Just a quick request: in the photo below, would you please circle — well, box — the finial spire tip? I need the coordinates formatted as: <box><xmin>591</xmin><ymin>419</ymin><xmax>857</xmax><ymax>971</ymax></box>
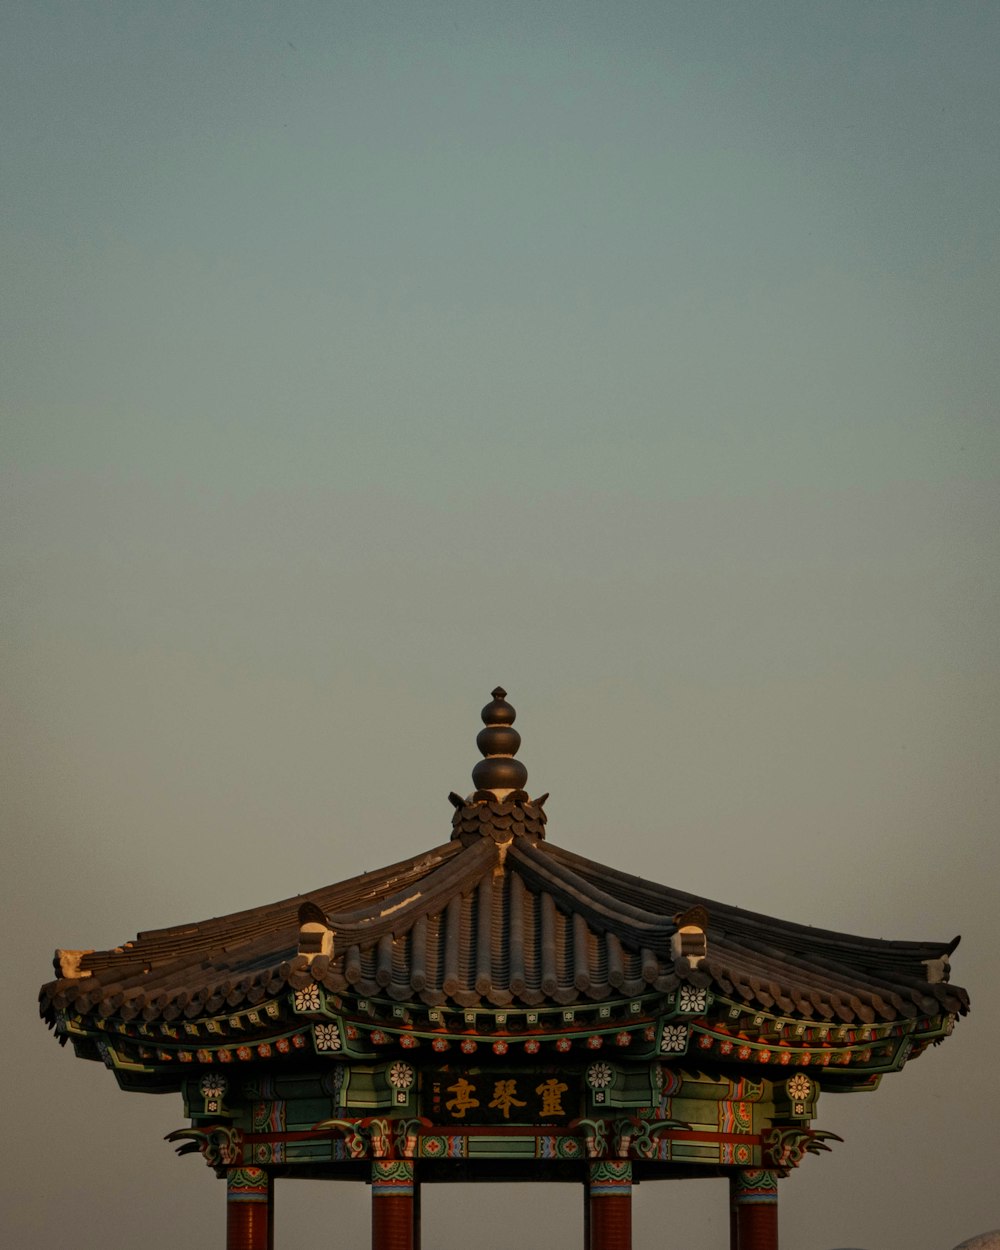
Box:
<box><xmin>471</xmin><ymin>687</ymin><xmax>527</xmax><ymax>795</ymax></box>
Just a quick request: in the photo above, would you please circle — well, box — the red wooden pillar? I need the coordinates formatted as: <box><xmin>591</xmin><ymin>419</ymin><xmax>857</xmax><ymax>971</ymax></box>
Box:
<box><xmin>729</xmin><ymin>1169</ymin><xmax>779</xmax><ymax>1250</ymax></box>
<box><xmin>588</xmin><ymin>1160</ymin><xmax>632</xmax><ymax>1250</ymax></box>
<box><xmin>372</xmin><ymin>1159</ymin><xmax>416</xmax><ymax>1250</ymax></box>
<box><xmin>226</xmin><ymin>1167</ymin><xmax>272</xmax><ymax>1250</ymax></box>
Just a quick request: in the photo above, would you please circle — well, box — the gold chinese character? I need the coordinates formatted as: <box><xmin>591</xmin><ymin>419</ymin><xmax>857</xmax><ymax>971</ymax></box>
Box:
<box><xmin>445</xmin><ymin>1077</ymin><xmax>480</xmax><ymax>1119</ymax></box>
<box><xmin>535</xmin><ymin>1077</ymin><xmax>568</xmax><ymax>1116</ymax></box>
<box><xmin>489</xmin><ymin>1079</ymin><xmax>527</xmax><ymax>1119</ymax></box>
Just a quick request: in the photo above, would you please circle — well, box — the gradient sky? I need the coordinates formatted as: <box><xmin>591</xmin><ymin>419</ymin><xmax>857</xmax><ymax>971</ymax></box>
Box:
<box><xmin>3</xmin><ymin>3</ymin><xmax>998</xmax><ymax>1247</ymax></box>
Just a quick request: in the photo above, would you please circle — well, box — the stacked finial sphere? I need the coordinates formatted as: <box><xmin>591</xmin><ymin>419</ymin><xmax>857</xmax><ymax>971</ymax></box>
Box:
<box><xmin>471</xmin><ymin>686</ymin><xmax>529</xmax><ymax>793</ymax></box>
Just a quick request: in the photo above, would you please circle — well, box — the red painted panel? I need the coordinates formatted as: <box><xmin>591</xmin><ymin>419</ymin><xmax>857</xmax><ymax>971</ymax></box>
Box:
<box><xmin>734</xmin><ymin>1201</ymin><xmax>778</xmax><ymax>1250</ymax></box>
<box><xmin>372</xmin><ymin>1194</ymin><xmax>415</xmax><ymax>1250</ymax></box>
<box><xmin>589</xmin><ymin>1194</ymin><xmax>631</xmax><ymax>1250</ymax></box>
<box><xmin>226</xmin><ymin>1201</ymin><xmax>270</xmax><ymax>1250</ymax></box>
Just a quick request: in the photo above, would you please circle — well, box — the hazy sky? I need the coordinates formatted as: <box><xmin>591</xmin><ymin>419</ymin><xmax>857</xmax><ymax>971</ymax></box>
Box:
<box><xmin>3</xmin><ymin>3</ymin><xmax>998</xmax><ymax>1248</ymax></box>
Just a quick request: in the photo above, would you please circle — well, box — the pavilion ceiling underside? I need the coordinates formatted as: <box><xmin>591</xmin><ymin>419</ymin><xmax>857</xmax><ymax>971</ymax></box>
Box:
<box><xmin>40</xmin><ymin>832</ymin><xmax>967</xmax><ymax>1030</ymax></box>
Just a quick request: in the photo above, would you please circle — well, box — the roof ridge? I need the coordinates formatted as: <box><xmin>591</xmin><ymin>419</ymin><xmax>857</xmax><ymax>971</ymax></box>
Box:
<box><xmin>508</xmin><ymin>839</ymin><xmax>673</xmax><ymax>954</ymax></box>
<box><xmin>328</xmin><ymin>837</ymin><xmax>499</xmax><ymax>944</ymax></box>
<box><xmin>547</xmin><ymin>843</ymin><xmax>959</xmax><ymax>959</ymax></box>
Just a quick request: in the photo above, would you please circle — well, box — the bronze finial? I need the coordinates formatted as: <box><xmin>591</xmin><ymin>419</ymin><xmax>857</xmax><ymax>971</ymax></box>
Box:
<box><xmin>471</xmin><ymin>686</ymin><xmax>528</xmax><ymax>795</ymax></box>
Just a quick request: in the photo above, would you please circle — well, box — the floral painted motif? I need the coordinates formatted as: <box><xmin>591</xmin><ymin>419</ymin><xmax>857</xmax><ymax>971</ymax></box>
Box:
<box><xmin>787</xmin><ymin>1075</ymin><xmax>812</xmax><ymax>1100</ymax></box>
<box><xmin>400</xmin><ymin>1034</ymin><xmax>418</xmax><ymax>1049</ymax></box>
<box><xmin>586</xmin><ymin>1061</ymin><xmax>613</xmax><ymax>1089</ymax></box>
<box><xmin>555</xmin><ymin>1038</ymin><xmax>572</xmax><ymax>1053</ymax></box>
<box><xmin>492</xmin><ymin>1040</ymin><xmax>509</xmax><ymax>1055</ymax></box>
<box><xmin>660</xmin><ymin>1024</ymin><xmax>688</xmax><ymax>1054</ymax></box>
<box><xmin>236</xmin><ymin>1046</ymin><xmax>252</xmax><ymax>1061</ymax></box>
<box><xmin>432</xmin><ymin>1037</ymin><xmax>449</xmax><ymax>1052</ymax></box>
<box><xmin>586</xmin><ymin>1035</ymin><xmax>603</xmax><ymax>1049</ymax></box>
<box><xmin>314</xmin><ymin>1023</ymin><xmax>342</xmax><ymax>1052</ymax></box>
<box><xmin>388</xmin><ymin>1061</ymin><xmax>415</xmax><ymax>1090</ymax></box>
<box><xmin>614</xmin><ymin>1031</ymin><xmax>632</xmax><ymax>1047</ymax></box>
<box><xmin>294</xmin><ymin>985</ymin><xmax>322</xmax><ymax>1012</ymax></box>
<box><xmin>200</xmin><ymin>1073</ymin><xmax>227</xmax><ymax>1100</ymax></box>
<box><xmin>678</xmin><ymin>986</ymin><xmax>708</xmax><ymax>1013</ymax></box>
<box><xmin>523</xmin><ymin>1039</ymin><xmax>540</xmax><ymax>1055</ymax></box>
<box><xmin>460</xmin><ymin>1039</ymin><xmax>477</xmax><ymax>1054</ymax></box>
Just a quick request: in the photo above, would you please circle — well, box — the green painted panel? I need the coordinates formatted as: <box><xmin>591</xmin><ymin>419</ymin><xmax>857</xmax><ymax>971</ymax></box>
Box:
<box><xmin>284</xmin><ymin>1140</ymin><xmax>335</xmax><ymax>1163</ymax></box>
<box><xmin>467</xmin><ymin>1137</ymin><xmax>536</xmax><ymax>1157</ymax></box>
<box><xmin>671</xmin><ymin>1142</ymin><xmax>720</xmax><ymax>1162</ymax></box>
<box><xmin>284</xmin><ymin>1098</ymin><xmax>336</xmax><ymax>1129</ymax></box>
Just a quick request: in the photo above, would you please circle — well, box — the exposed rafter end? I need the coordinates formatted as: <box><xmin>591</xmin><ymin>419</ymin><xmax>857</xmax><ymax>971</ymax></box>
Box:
<box><xmin>297</xmin><ymin>901</ymin><xmax>334</xmax><ymax>963</ymax></box>
<box><xmin>671</xmin><ymin>906</ymin><xmax>709</xmax><ymax>970</ymax></box>
<box><xmin>55</xmin><ymin>948</ymin><xmax>94</xmax><ymax>979</ymax></box>
<box><xmin>922</xmin><ymin>953</ymin><xmax>951</xmax><ymax>984</ymax></box>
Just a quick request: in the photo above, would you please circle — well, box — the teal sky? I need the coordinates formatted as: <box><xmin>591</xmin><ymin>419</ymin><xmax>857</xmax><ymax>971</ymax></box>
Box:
<box><xmin>3</xmin><ymin>4</ymin><xmax>998</xmax><ymax>1248</ymax></box>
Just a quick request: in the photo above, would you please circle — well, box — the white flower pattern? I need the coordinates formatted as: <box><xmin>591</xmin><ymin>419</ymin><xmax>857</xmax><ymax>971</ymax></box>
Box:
<box><xmin>677</xmin><ymin>986</ymin><xmax>708</xmax><ymax>1013</ymax></box>
<box><xmin>294</xmin><ymin>985</ymin><xmax>322</xmax><ymax>1012</ymax></box>
<box><xmin>660</xmin><ymin>1024</ymin><xmax>689</xmax><ymax>1053</ymax></box>
<box><xmin>313</xmin><ymin>1023</ymin><xmax>342</xmax><ymax>1052</ymax></box>
<box><xmin>388</xmin><ymin>1061</ymin><xmax>415</xmax><ymax>1090</ymax></box>
<box><xmin>200</xmin><ymin>1073</ymin><xmax>227</xmax><ymax>1099</ymax></box>
<box><xmin>586</xmin><ymin>1061</ymin><xmax>613</xmax><ymax>1089</ymax></box>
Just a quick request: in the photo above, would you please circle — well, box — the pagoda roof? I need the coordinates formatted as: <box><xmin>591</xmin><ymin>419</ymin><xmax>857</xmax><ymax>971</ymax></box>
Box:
<box><xmin>39</xmin><ymin>688</ymin><xmax>968</xmax><ymax>1034</ymax></box>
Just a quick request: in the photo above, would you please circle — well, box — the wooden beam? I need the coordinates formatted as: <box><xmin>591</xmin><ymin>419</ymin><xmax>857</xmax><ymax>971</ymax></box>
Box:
<box><xmin>729</xmin><ymin>1170</ymin><xmax>779</xmax><ymax>1250</ymax></box>
<box><xmin>226</xmin><ymin>1168</ymin><xmax>272</xmax><ymax>1250</ymax></box>
<box><xmin>372</xmin><ymin>1160</ymin><xmax>416</xmax><ymax>1250</ymax></box>
<box><xmin>588</xmin><ymin>1160</ymin><xmax>631</xmax><ymax>1250</ymax></box>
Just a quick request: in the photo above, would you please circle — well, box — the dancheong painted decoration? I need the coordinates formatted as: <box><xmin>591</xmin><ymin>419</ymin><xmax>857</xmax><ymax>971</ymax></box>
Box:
<box><xmin>40</xmin><ymin>688</ymin><xmax>968</xmax><ymax>1250</ymax></box>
